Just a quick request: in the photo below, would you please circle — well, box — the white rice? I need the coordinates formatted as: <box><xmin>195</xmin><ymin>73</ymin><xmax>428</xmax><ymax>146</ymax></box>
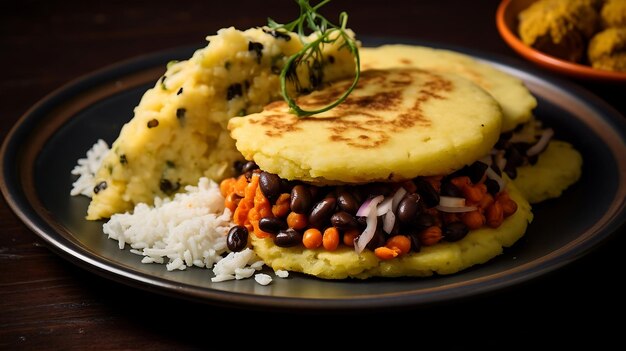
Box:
<box><xmin>71</xmin><ymin>141</ymin><xmax>279</xmax><ymax>285</ymax></box>
<box><xmin>254</xmin><ymin>273</ymin><xmax>273</xmax><ymax>286</ymax></box>
<box><xmin>70</xmin><ymin>139</ymin><xmax>109</xmax><ymax>197</ymax></box>
<box><xmin>275</xmin><ymin>270</ymin><xmax>289</xmax><ymax>278</ymax></box>
<box><xmin>211</xmin><ymin>248</ymin><xmax>264</xmax><ymax>282</ymax></box>
<box><xmin>103</xmin><ymin>178</ymin><xmax>233</xmax><ymax>271</ymax></box>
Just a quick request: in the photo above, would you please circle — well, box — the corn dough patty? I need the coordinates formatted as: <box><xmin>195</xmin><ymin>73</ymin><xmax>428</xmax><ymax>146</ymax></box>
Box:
<box><xmin>514</xmin><ymin>140</ymin><xmax>583</xmax><ymax>204</ymax></box>
<box><xmin>359</xmin><ymin>45</ymin><xmax>537</xmax><ymax>132</ymax></box>
<box><xmin>229</xmin><ymin>68</ymin><xmax>503</xmax><ymax>184</ymax></box>
<box><xmin>251</xmin><ymin>182</ymin><xmax>532</xmax><ymax>279</ymax></box>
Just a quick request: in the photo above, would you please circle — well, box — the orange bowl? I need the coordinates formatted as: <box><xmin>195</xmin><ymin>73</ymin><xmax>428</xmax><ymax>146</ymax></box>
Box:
<box><xmin>496</xmin><ymin>0</ymin><xmax>626</xmax><ymax>83</ymax></box>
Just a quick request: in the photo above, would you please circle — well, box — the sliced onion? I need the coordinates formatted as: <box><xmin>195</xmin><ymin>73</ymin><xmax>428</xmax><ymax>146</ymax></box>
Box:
<box><xmin>383</xmin><ymin>211</ymin><xmax>395</xmax><ymax>234</ymax></box>
<box><xmin>495</xmin><ymin>151</ymin><xmax>507</xmax><ymax>172</ymax></box>
<box><xmin>376</xmin><ymin>196</ymin><xmax>393</xmax><ymax>216</ymax></box>
<box><xmin>439</xmin><ymin>196</ymin><xmax>466</xmax><ymax>207</ymax></box>
<box><xmin>436</xmin><ymin>205</ymin><xmax>478</xmax><ymax>213</ymax></box>
<box><xmin>526</xmin><ymin>128</ymin><xmax>554</xmax><ymax>157</ymax></box>
<box><xmin>485</xmin><ymin>166</ymin><xmax>506</xmax><ymax>192</ymax></box>
<box><xmin>356</xmin><ymin>197</ymin><xmax>374</xmax><ymax>217</ymax></box>
<box><xmin>355</xmin><ymin>195</ymin><xmax>384</xmax><ymax>254</ymax></box>
<box><xmin>391</xmin><ymin>187</ymin><xmax>407</xmax><ymax>212</ymax></box>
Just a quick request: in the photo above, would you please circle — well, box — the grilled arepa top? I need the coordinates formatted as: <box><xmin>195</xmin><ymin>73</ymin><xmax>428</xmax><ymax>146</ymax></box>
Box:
<box><xmin>360</xmin><ymin>45</ymin><xmax>537</xmax><ymax>132</ymax></box>
<box><xmin>228</xmin><ymin>68</ymin><xmax>503</xmax><ymax>184</ymax></box>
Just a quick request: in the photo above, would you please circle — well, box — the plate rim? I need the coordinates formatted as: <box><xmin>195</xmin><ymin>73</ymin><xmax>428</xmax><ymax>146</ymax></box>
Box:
<box><xmin>2</xmin><ymin>38</ymin><xmax>626</xmax><ymax>310</ymax></box>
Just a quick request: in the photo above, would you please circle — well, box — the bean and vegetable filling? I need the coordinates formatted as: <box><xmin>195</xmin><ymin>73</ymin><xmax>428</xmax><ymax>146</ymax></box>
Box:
<box><xmin>220</xmin><ymin>159</ymin><xmax>518</xmax><ymax>260</ymax></box>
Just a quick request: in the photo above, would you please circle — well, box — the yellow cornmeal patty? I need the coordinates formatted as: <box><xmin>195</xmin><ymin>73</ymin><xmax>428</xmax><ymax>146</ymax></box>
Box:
<box><xmin>359</xmin><ymin>45</ymin><xmax>537</xmax><ymax>132</ymax></box>
<box><xmin>229</xmin><ymin>68</ymin><xmax>502</xmax><ymax>184</ymax></box>
<box><xmin>514</xmin><ymin>140</ymin><xmax>583</xmax><ymax>204</ymax></box>
<box><xmin>252</xmin><ymin>182</ymin><xmax>532</xmax><ymax>279</ymax></box>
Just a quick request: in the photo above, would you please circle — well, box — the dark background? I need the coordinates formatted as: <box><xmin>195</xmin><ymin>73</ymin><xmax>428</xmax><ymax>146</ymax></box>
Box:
<box><xmin>1</xmin><ymin>0</ymin><xmax>624</xmax><ymax>348</ymax></box>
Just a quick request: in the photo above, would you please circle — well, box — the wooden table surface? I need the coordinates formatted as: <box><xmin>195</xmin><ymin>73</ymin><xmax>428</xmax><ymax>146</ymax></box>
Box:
<box><xmin>2</xmin><ymin>0</ymin><xmax>625</xmax><ymax>347</ymax></box>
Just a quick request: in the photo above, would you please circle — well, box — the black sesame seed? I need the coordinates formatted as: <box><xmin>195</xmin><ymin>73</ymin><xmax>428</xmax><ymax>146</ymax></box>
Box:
<box><xmin>176</xmin><ymin>108</ymin><xmax>186</xmax><ymax>119</ymax></box>
<box><xmin>226</xmin><ymin>83</ymin><xmax>243</xmax><ymax>100</ymax></box>
<box><xmin>327</xmin><ymin>55</ymin><xmax>335</xmax><ymax>64</ymax></box>
<box><xmin>248</xmin><ymin>41</ymin><xmax>264</xmax><ymax>63</ymax></box>
<box><xmin>94</xmin><ymin>181</ymin><xmax>107</xmax><ymax>194</ymax></box>
<box><xmin>263</xmin><ymin>28</ymin><xmax>291</xmax><ymax>41</ymax></box>
<box><xmin>147</xmin><ymin>119</ymin><xmax>159</xmax><ymax>128</ymax></box>
<box><xmin>176</xmin><ymin>87</ymin><xmax>183</xmax><ymax>95</ymax></box>
<box><xmin>160</xmin><ymin>178</ymin><xmax>180</xmax><ymax>195</ymax></box>
<box><xmin>119</xmin><ymin>154</ymin><xmax>127</xmax><ymax>165</ymax></box>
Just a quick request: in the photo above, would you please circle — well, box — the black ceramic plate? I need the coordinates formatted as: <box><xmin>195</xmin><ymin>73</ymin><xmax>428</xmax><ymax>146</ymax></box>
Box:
<box><xmin>2</xmin><ymin>40</ymin><xmax>626</xmax><ymax>310</ymax></box>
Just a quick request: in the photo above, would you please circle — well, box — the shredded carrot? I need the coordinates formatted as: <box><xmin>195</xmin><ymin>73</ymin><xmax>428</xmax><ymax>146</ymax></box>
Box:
<box><xmin>219</xmin><ymin>177</ymin><xmax>237</xmax><ymax>197</ymax></box>
<box><xmin>272</xmin><ymin>193</ymin><xmax>291</xmax><ymax>218</ymax></box>
<box><xmin>254</xmin><ymin>186</ymin><xmax>273</xmax><ymax>219</ymax></box>
<box><xmin>233</xmin><ymin>175</ymin><xmax>249</xmax><ymax>197</ymax></box>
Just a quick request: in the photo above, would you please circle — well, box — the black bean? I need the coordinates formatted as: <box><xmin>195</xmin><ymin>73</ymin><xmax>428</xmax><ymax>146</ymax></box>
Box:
<box><xmin>415</xmin><ymin>213</ymin><xmax>436</xmax><ymax>229</ymax></box>
<box><xmin>308</xmin><ymin>197</ymin><xmax>336</xmax><ymax>229</ymax></box>
<box><xmin>274</xmin><ymin>229</ymin><xmax>303</xmax><ymax>247</ymax></box>
<box><xmin>259</xmin><ymin>172</ymin><xmax>281</xmax><ymax>203</ymax></box>
<box><xmin>290</xmin><ymin>185</ymin><xmax>312</xmax><ymax>214</ymax></box>
<box><xmin>415</xmin><ymin>178</ymin><xmax>439</xmax><ymax>208</ymax></box>
<box><xmin>233</xmin><ymin>160</ymin><xmax>245</xmax><ymax>174</ymax></box>
<box><xmin>93</xmin><ymin>181</ymin><xmax>107</xmax><ymax>194</ymax></box>
<box><xmin>397</xmin><ymin>193</ymin><xmax>421</xmax><ymax>224</ymax></box>
<box><xmin>485</xmin><ymin>178</ymin><xmax>500</xmax><ymax>195</ymax></box>
<box><xmin>241</xmin><ymin>161</ymin><xmax>258</xmax><ymax>174</ymax></box>
<box><xmin>258</xmin><ymin>217</ymin><xmax>287</xmax><ymax>234</ymax></box>
<box><xmin>442</xmin><ymin>222</ymin><xmax>469</xmax><ymax>242</ymax></box>
<box><xmin>337</xmin><ymin>190</ymin><xmax>359</xmax><ymax>215</ymax></box>
<box><xmin>331</xmin><ymin>211</ymin><xmax>359</xmax><ymax>230</ymax></box>
<box><xmin>468</xmin><ymin>161</ymin><xmax>488</xmax><ymax>184</ymax></box>
<box><xmin>440</xmin><ymin>182</ymin><xmax>463</xmax><ymax>197</ymax></box>
<box><xmin>227</xmin><ymin>226</ymin><xmax>248</xmax><ymax>252</ymax></box>
<box><xmin>506</xmin><ymin>145</ymin><xmax>525</xmax><ymax>168</ymax></box>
